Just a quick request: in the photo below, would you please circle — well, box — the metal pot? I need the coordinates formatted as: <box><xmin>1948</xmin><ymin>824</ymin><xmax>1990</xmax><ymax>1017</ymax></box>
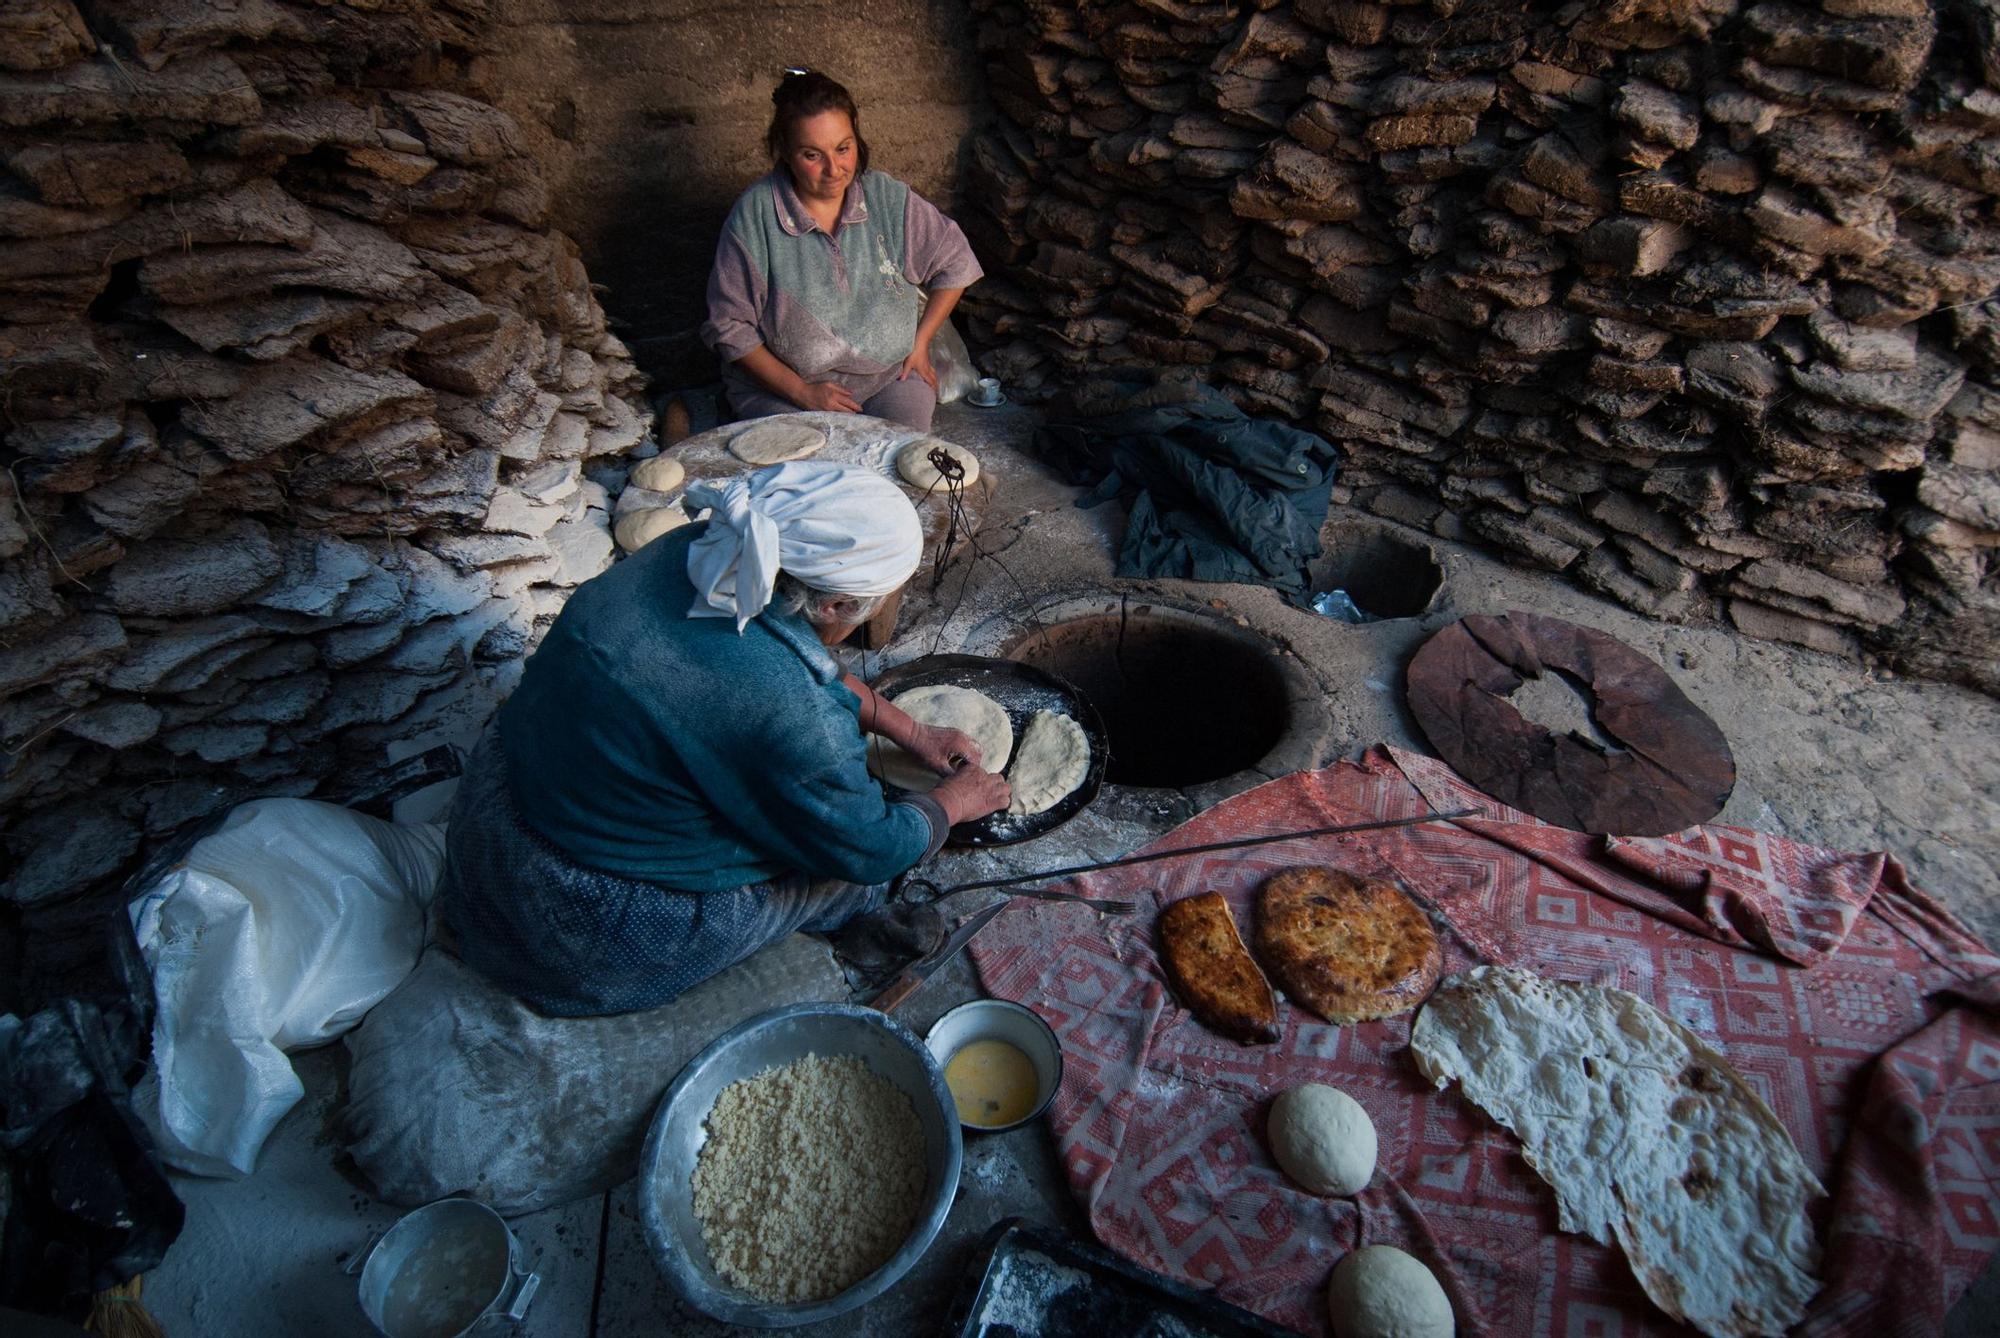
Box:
<box><xmin>352</xmin><ymin>1197</ymin><xmax>539</xmax><ymax>1337</ymax></box>
<box><xmin>637</xmin><ymin>1002</ymin><xmax>963</xmax><ymax>1327</ymax></box>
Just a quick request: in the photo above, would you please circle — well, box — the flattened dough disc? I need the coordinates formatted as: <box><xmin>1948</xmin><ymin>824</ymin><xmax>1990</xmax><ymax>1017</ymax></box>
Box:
<box><xmin>868</xmin><ymin>684</ymin><xmax>1012</xmax><ymax>794</ymax></box>
<box><xmin>1005</xmin><ymin>709</ymin><xmax>1088</xmax><ymax>815</ymax></box>
<box><xmin>897</xmin><ymin>438</ymin><xmax>981</xmax><ymax>490</ymax></box>
<box><xmin>729</xmin><ymin>419</ymin><xmax>827</xmax><ymax>465</ymax></box>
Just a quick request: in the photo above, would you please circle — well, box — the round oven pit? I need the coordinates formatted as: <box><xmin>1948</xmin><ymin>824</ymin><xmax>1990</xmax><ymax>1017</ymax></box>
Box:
<box><xmin>1309</xmin><ymin>520</ymin><xmax>1444</xmax><ymax>621</ymax></box>
<box><xmin>1001</xmin><ymin>605</ymin><xmax>1315</xmax><ymax>792</ymax></box>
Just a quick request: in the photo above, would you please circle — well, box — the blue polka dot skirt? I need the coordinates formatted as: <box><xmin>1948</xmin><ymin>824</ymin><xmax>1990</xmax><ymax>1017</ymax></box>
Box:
<box><xmin>438</xmin><ymin>728</ymin><xmax>884</xmax><ymax>1017</ymax></box>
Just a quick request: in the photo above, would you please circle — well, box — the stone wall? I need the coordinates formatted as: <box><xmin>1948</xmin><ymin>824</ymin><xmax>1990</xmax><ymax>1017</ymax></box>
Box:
<box><xmin>477</xmin><ymin>0</ymin><xmax>988</xmax><ymax>382</ymax></box>
<box><xmin>1</xmin><ymin>1</ymin><xmax>650</xmax><ymax>906</ymax></box>
<box><xmin>956</xmin><ymin>0</ymin><xmax>2000</xmax><ymax>693</ymax></box>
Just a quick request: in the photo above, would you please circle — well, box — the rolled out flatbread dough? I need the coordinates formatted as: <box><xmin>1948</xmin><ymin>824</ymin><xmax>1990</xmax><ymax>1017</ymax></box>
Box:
<box><xmin>729</xmin><ymin>420</ymin><xmax>826</xmax><ymax>465</ymax></box>
<box><xmin>630</xmin><ymin>454</ymin><xmax>685</xmax><ymax>493</ymax></box>
<box><xmin>614</xmin><ymin>506</ymin><xmax>689</xmax><ymax>553</ymax></box>
<box><xmin>897</xmin><ymin>438</ymin><xmax>980</xmax><ymax>490</ymax></box>
<box><xmin>1004</xmin><ymin>709</ymin><xmax>1089</xmax><ymax>816</ymax></box>
<box><xmin>868</xmin><ymin>685</ymin><xmax>1013</xmax><ymax>794</ymax></box>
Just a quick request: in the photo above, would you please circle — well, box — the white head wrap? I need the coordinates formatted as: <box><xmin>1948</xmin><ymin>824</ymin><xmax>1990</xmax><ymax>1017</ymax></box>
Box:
<box><xmin>685</xmin><ymin>460</ymin><xmax>923</xmax><ymax>631</ymax></box>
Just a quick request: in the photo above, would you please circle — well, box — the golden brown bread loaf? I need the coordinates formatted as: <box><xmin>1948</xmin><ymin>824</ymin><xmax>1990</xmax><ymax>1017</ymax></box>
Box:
<box><xmin>1253</xmin><ymin>866</ymin><xmax>1442</xmax><ymax>1024</ymax></box>
<box><xmin>1157</xmin><ymin>891</ymin><xmax>1281</xmax><ymax>1045</ymax></box>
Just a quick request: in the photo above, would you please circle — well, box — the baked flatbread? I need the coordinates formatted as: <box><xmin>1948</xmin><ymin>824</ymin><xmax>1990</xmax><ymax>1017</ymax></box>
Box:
<box><xmin>867</xmin><ymin>685</ymin><xmax>1012</xmax><ymax>795</ymax></box>
<box><xmin>1411</xmin><ymin>966</ymin><xmax>1823</xmax><ymax>1337</ymax></box>
<box><xmin>1004</xmin><ymin>709</ymin><xmax>1088</xmax><ymax>816</ymax></box>
<box><xmin>897</xmin><ymin>438</ymin><xmax>980</xmax><ymax>490</ymax></box>
<box><xmin>1252</xmin><ymin>867</ymin><xmax>1441</xmax><ymax>1024</ymax></box>
<box><xmin>1158</xmin><ymin>892</ymin><xmax>1281</xmax><ymax>1045</ymax></box>
<box><xmin>729</xmin><ymin>419</ymin><xmax>826</xmax><ymax>465</ymax></box>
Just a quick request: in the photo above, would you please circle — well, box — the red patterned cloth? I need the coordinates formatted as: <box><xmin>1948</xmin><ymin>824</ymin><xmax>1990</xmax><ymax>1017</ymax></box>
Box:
<box><xmin>968</xmin><ymin>748</ymin><xmax>2000</xmax><ymax>1336</ymax></box>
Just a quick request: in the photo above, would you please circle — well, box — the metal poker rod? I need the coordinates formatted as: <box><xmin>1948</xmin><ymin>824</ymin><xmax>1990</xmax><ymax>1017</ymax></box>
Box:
<box><xmin>921</xmin><ymin>808</ymin><xmax>1480</xmax><ymax>899</ymax></box>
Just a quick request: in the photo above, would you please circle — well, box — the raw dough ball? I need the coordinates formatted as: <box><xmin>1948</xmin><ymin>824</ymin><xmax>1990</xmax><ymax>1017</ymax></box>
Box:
<box><xmin>1269</xmin><ymin>1083</ymin><xmax>1376</xmax><ymax>1196</ymax></box>
<box><xmin>631</xmin><ymin>454</ymin><xmax>685</xmax><ymax>493</ymax></box>
<box><xmin>729</xmin><ymin>419</ymin><xmax>826</xmax><ymax>465</ymax></box>
<box><xmin>1327</xmin><ymin>1245</ymin><xmax>1453</xmax><ymax>1338</ymax></box>
<box><xmin>897</xmin><ymin>438</ymin><xmax>980</xmax><ymax>490</ymax></box>
<box><xmin>614</xmin><ymin>506</ymin><xmax>689</xmax><ymax>553</ymax></box>
<box><xmin>1005</xmin><ymin>709</ymin><xmax>1089</xmax><ymax>815</ymax></box>
<box><xmin>867</xmin><ymin>685</ymin><xmax>1013</xmax><ymax>794</ymax></box>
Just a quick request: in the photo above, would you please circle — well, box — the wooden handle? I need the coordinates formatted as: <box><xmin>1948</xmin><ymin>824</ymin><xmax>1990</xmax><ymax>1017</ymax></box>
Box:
<box><xmin>872</xmin><ymin>972</ymin><xmax>922</xmax><ymax>1014</ymax></box>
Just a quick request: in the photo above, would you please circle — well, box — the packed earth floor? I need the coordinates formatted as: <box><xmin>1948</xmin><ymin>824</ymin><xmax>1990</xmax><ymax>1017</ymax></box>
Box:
<box><xmin>142</xmin><ymin>400</ymin><xmax>2000</xmax><ymax>1335</ymax></box>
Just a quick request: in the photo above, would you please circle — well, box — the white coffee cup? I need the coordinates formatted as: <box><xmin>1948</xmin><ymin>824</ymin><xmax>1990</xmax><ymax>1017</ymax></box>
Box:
<box><xmin>971</xmin><ymin>376</ymin><xmax>1002</xmax><ymax>406</ymax></box>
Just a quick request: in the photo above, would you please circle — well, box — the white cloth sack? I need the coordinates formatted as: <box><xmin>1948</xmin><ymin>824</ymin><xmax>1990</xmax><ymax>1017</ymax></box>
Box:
<box><xmin>341</xmin><ymin>934</ymin><xmax>848</xmax><ymax>1214</ymax></box>
<box><xmin>128</xmin><ymin>798</ymin><xmax>444</xmax><ymax>1177</ymax></box>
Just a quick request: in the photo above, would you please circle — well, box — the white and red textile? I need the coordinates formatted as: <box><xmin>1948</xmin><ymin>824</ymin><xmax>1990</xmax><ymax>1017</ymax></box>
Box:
<box><xmin>968</xmin><ymin>747</ymin><xmax>2000</xmax><ymax>1336</ymax></box>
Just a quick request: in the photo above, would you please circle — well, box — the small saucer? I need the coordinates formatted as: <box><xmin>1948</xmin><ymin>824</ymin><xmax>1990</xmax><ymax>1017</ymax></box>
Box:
<box><xmin>965</xmin><ymin>391</ymin><xmax>1007</xmax><ymax>409</ymax></box>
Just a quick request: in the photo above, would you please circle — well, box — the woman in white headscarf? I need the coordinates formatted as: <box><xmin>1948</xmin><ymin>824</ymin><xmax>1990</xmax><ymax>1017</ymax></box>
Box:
<box><xmin>436</xmin><ymin>462</ymin><xmax>1011</xmax><ymax>1016</ymax></box>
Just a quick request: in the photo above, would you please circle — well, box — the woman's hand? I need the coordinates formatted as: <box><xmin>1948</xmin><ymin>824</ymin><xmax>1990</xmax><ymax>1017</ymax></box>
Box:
<box><xmin>796</xmin><ymin>379</ymin><xmax>863</xmax><ymax>414</ymax></box>
<box><xmin>902</xmin><ymin>287</ymin><xmax>966</xmax><ymax>396</ymax></box>
<box><xmin>732</xmin><ymin>347</ymin><xmax>861</xmax><ymax>414</ymax></box>
<box><xmin>897</xmin><ymin>345</ymin><xmax>938</xmax><ymax>391</ymax></box>
<box><xmin>931</xmin><ymin>761</ymin><xmax>1011</xmax><ymax>825</ymax></box>
<box><xmin>903</xmin><ymin>722</ymin><xmax>981</xmax><ymax>777</ymax></box>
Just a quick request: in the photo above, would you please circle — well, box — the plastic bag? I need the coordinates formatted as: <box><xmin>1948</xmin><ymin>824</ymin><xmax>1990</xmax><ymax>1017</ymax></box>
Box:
<box><xmin>126</xmin><ymin>799</ymin><xmax>444</xmax><ymax>1178</ymax></box>
<box><xmin>1310</xmin><ymin>588</ymin><xmax>1382</xmax><ymax>624</ymax></box>
<box><xmin>0</xmin><ymin>1002</ymin><xmax>185</xmax><ymax>1314</ymax></box>
<box><xmin>919</xmin><ymin>291</ymin><xmax>979</xmax><ymax>405</ymax></box>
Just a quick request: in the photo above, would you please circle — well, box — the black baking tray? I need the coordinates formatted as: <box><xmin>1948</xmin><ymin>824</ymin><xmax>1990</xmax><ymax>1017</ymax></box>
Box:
<box><xmin>869</xmin><ymin>653</ymin><xmax>1108</xmax><ymax>848</ymax></box>
<box><xmin>943</xmin><ymin>1218</ymin><xmax>1300</xmax><ymax>1337</ymax></box>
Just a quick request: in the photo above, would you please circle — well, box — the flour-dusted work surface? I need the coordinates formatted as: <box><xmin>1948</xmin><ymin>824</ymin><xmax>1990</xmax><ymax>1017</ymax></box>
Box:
<box><xmin>637</xmin><ymin>410</ymin><xmax>996</xmax><ymax>570</ymax></box>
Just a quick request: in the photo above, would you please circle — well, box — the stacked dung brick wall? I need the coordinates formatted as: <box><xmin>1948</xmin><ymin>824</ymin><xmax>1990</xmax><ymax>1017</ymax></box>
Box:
<box><xmin>956</xmin><ymin>0</ymin><xmax>2000</xmax><ymax>693</ymax></box>
<box><xmin>1</xmin><ymin>1</ymin><xmax>650</xmax><ymax>906</ymax></box>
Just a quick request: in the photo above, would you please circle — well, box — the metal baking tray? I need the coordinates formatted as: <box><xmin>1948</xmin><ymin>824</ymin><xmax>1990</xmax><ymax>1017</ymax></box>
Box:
<box><xmin>869</xmin><ymin>653</ymin><xmax>1108</xmax><ymax>848</ymax></box>
<box><xmin>943</xmin><ymin>1218</ymin><xmax>1298</xmax><ymax>1337</ymax></box>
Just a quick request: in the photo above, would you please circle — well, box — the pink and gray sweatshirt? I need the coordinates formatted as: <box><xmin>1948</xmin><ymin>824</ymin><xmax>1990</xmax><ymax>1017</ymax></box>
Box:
<box><xmin>700</xmin><ymin>169</ymin><xmax>983</xmax><ymax>405</ymax></box>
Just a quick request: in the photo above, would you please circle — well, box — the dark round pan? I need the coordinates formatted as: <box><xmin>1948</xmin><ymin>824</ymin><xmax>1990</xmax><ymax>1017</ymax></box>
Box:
<box><xmin>868</xmin><ymin>653</ymin><xmax>1109</xmax><ymax>847</ymax></box>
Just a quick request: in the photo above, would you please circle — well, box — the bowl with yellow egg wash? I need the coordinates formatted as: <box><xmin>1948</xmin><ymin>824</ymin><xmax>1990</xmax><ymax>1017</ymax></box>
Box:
<box><xmin>926</xmin><ymin>999</ymin><xmax>1063</xmax><ymax>1133</ymax></box>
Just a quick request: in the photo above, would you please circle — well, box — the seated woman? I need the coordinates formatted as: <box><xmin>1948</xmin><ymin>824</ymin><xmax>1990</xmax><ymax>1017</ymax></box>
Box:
<box><xmin>701</xmin><ymin>69</ymin><xmax>982</xmax><ymax>431</ymax></box>
<box><xmin>437</xmin><ymin>462</ymin><xmax>1011</xmax><ymax>1016</ymax></box>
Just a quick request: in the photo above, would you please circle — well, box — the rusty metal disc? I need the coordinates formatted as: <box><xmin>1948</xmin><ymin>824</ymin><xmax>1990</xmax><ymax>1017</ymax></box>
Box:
<box><xmin>1406</xmin><ymin>611</ymin><xmax>1734</xmax><ymax>836</ymax></box>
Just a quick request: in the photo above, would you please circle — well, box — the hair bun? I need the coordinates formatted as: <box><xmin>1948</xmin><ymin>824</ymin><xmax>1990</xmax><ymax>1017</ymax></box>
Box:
<box><xmin>774</xmin><ymin>68</ymin><xmax>809</xmax><ymax>102</ymax></box>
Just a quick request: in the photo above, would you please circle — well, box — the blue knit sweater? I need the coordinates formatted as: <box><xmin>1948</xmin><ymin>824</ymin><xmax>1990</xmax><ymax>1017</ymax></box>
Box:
<box><xmin>497</xmin><ymin>524</ymin><xmax>932</xmax><ymax>891</ymax></box>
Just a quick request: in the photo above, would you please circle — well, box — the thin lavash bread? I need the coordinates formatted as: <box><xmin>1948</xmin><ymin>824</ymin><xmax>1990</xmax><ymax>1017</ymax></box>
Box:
<box><xmin>1409</xmin><ymin>965</ymin><xmax>1823</xmax><ymax>1338</ymax></box>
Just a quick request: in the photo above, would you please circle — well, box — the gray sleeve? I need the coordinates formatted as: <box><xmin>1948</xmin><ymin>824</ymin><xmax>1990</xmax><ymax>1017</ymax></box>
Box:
<box><xmin>897</xmin><ymin>795</ymin><xmax>952</xmax><ymax>859</ymax></box>
<box><xmin>903</xmin><ymin>188</ymin><xmax>984</xmax><ymax>290</ymax></box>
<box><xmin>701</xmin><ymin>226</ymin><xmax>767</xmax><ymax>363</ymax></box>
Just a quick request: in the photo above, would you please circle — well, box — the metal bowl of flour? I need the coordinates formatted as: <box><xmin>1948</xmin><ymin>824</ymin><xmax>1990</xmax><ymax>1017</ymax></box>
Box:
<box><xmin>637</xmin><ymin>1003</ymin><xmax>963</xmax><ymax>1327</ymax></box>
